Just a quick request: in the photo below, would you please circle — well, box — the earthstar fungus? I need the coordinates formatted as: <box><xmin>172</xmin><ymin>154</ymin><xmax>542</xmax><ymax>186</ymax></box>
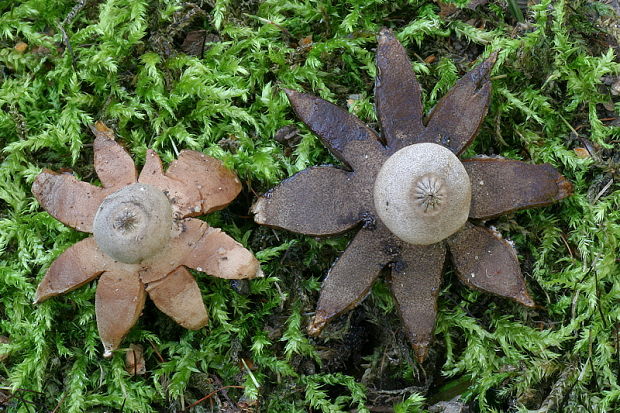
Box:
<box><xmin>253</xmin><ymin>29</ymin><xmax>572</xmax><ymax>362</ymax></box>
<box><xmin>33</xmin><ymin>122</ymin><xmax>261</xmax><ymax>357</ymax></box>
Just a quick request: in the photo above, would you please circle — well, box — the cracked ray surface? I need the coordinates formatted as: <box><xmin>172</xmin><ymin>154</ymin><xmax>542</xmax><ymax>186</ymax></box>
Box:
<box><xmin>33</xmin><ymin>122</ymin><xmax>261</xmax><ymax>357</ymax></box>
<box><xmin>253</xmin><ymin>29</ymin><xmax>572</xmax><ymax>362</ymax></box>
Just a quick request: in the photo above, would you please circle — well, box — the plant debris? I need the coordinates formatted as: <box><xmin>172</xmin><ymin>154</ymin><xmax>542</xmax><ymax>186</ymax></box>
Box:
<box><xmin>125</xmin><ymin>344</ymin><xmax>146</xmax><ymax>376</ymax></box>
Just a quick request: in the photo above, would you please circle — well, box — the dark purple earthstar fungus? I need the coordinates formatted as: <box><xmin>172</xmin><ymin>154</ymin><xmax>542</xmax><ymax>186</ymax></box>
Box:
<box><xmin>33</xmin><ymin>121</ymin><xmax>262</xmax><ymax>357</ymax></box>
<box><xmin>252</xmin><ymin>29</ymin><xmax>572</xmax><ymax>362</ymax></box>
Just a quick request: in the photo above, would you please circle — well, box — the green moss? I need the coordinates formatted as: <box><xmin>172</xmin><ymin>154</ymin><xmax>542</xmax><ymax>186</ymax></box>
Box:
<box><xmin>0</xmin><ymin>0</ymin><xmax>618</xmax><ymax>411</ymax></box>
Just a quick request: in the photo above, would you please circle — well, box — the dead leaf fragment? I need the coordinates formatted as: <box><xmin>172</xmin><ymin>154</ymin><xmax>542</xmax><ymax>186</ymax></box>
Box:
<box><xmin>612</xmin><ymin>78</ymin><xmax>620</xmax><ymax>96</ymax></box>
<box><xmin>14</xmin><ymin>41</ymin><xmax>27</xmax><ymax>53</ymax></box>
<box><xmin>0</xmin><ymin>336</ymin><xmax>10</xmax><ymax>361</ymax></box>
<box><xmin>125</xmin><ymin>344</ymin><xmax>146</xmax><ymax>375</ymax></box>
<box><xmin>181</xmin><ymin>30</ymin><xmax>206</xmax><ymax>56</ymax></box>
<box><xmin>467</xmin><ymin>0</ymin><xmax>490</xmax><ymax>9</ymax></box>
<box><xmin>297</xmin><ymin>35</ymin><xmax>313</xmax><ymax>51</ymax></box>
<box><xmin>574</xmin><ymin>147</ymin><xmax>591</xmax><ymax>159</ymax></box>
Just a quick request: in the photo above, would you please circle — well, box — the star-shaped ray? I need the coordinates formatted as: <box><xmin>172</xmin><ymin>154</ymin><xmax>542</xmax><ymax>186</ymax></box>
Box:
<box><xmin>91</xmin><ymin>122</ymin><xmax>137</xmax><ymax>189</ymax></box>
<box><xmin>419</xmin><ymin>53</ymin><xmax>497</xmax><ymax>154</ymax></box>
<box><xmin>139</xmin><ymin>150</ymin><xmax>242</xmax><ymax>218</ymax></box>
<box><xmin>390</xmin><ymin>242</ymin><xmax>446</xmax><ymax>362</ymax></box>
<box><xmin>375</xmin><ymin>28</ymin><xmax>425</xmax><ymax>149</ymax></box>
<box><xmin>32</xmin><ymin>172</ymin><xmax>110</xmax><ymax>232</ymax></box>
<box><xmin>96</xmin><ymin>268</ymin><xmax>146</xmax><ymax>357</ymax></box>
<box><xmin>464</xmin><ymin>158</ymin><xmax>573</xmax><ymax>219</ymax></box>
<box><xmin>253</xmin><ymin>166</ymin><xmax>363</xmax><ymax>236</ymax></box>
<box><xmin>34</xmin><ymin>237</ymin><xmax>110</xmax><ymax>303</ymax></box>
<box><xmin>145</xmin><ymin>266</ymin><xmax>209</xmax><ymax>330</ymax></box>
<box><xmin>446</xmin><ymin>223</ymin><xmax>535</xmax><ymax>307</ymax></box>
<box><xmin>308</xmin><ymin>225</ymin><xmax>394</xmax><ymax>336</ymax></box>
<box><xmin>284</xmin><ymin>89</ymin><xmax>387</xmax><ymax>172</ymax></box>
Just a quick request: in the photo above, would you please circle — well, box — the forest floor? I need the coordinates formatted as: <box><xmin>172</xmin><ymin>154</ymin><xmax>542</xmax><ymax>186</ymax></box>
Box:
<box><xmin>0</xmin><ymin>0</ymin><xmax>619</xmax><ymax>412</ymax></box>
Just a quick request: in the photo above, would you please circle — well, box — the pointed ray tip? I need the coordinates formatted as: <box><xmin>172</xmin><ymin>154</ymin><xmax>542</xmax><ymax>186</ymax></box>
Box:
<box><xmin>90</xmin><ymin>121</ymin><xmax>112</xmax><ymax>134</ymax></box>
<box><xmin>478</xmin><ymin>52</ymin><xmax>498</xmax><ymax>79</ymax></box>
<box><xmin>255</xmin><ymin>267</ymin><xmax>265</xmax><ymax>278</ymax></box>
<box><xmin>33</xmin><ymin>289</ymin><xmax>48</xmax><ymax>305</ymax></box>
<box><xmin>307</xmin><ymin>314</ymin><xmax>327</xmax><ymax>337</ymax></box>
<box><xmin>103</xmin><ymin>347</ymin><xmax>113</xmax><ymax>358</ymax></box>
<box><xmin>486</xmin><ymin>51</ymin><xmax>499</xmax><ymax>65</ymax></box>
<box><xmin>90</xmin><ymin>121</ymin><xmax>116</xmax><ymax>144</ymax></box>
<box><xmin>468</xmin><ymin>52</ymin><xmax>498</xmax><ymax>89</ymax></box>
<box><xmin>516</xmin><ymin>291</ymin><xmax>536</xmax><ymax>308</ymax></box>
<box><xmin>477</xmin><ymin>58</ymin><xmax>495</xmax><ymax>76</ymax></box>
<box><xmin>378</xmin><ymin>27</ymin><xmax>394</xmax><ymax>41</ymax></box>
<box><xmin>557</xmin><ymin>175</ymin><xmax>573</xmax><ymax>199</ymax></box>
<box><xmin>282</xmin><ymin>88</ymin><xmax>297</xmax><ymax>98</ymax></box>
<box><xmin>412</xmin><ymin>342</ymin><xmax>430</xmax><ymax>363</ymax></box>
<box><xmin>250</xmin><ymin>198</ymin><xmax>266</xmax><ymax>224</ymax></box>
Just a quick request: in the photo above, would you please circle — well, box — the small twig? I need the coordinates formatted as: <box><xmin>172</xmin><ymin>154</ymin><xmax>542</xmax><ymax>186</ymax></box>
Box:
<box><xmin>559</xmin><ymin>233</ymin><xmax>573</xmax><ymax>259</ymax></box>
<box><xmin>241</xmin><ymin>358</ymin><xmax>260</xmax><ymax>389</ymax></box>
<box><xmin>62</xmin><ymin>0</ymin><xmax>92</xmax><ymax>26</ymax></box>
<box><xmin>494</xmin><ymin>112</ymin><xmax>509</xmax><ymax>147</ymax></box>
<box><xmin>131</xmin><ymin>347</ymin><xmax>138</xmax><ymax>376</ymax></box>
<box><xmin>558</xmin><ymin>114</ymin><xmax>579</xmax><ymax>137</ymax></box>
<box><xmin>185</xmin><ymin>385</ymin><xmax>244</xmax><ymax>410</ymax></box>
<box><xmin>592</xmin><ymin>257</ymin><xmax>608</xmax><ymax>329</ymax></box>
<box><xmin>412</xmin><ymin>52</ymin><xmax>426</xmax><ymax>64</ymax></box>
<box><xmin>365</xmin><ymin>407</ymin><xmax>394</xmax><ymax>413</ymax></box>
<box><xmin>0</xmin><ymin>388</ymin><xmax>43</xmax><ymax>395</ymax></box>
<box><xmin>530</xmin><ymin>363</ymin><xmax>578</xmax><ymax>413</ymax></box>
<box><xmin>148</xmin><ymin>339</ymin><xmax>165</xmax><ymax>363</ymax></box>
<box><xmin>570</xmin><ymin>289</ymin><xmax>579</xmax><ymax>321</ymax></box>
<box><xmin>592</xmin><ymin>179</ymin><xmax>613</xmax><ymax>204</ymax></box>
<box><xmin>16</xmin><ymin>394</ymin><xmax>33</xmax><ymax>413</ymax></box>
<box><xmin>58</xmin><ymin>23</ymin><xmax>76</xmax><ymax>69</ymax></box>
<box><xmin>0</xmin><ymin>389</ymin><xmax>43</xmax><ymax>412</ymax></box>
<box><xmin>170</xmin><ymin>137</ymin><xmax>180</xmax><ymax>157</ymax></box>
<box><xmin>51</xmin><ymin>393</ymin><xmax>66</xmax><ymax>413</ymax></box>
<box><xmin>370</xmin><ymin>385</ymin><xmax>424</xmax><ymax>396</ymax></box>
<box><xmin>615</xmin><ymin>323</ymin><xmax>620</xmax><ymax>380</ymax></box>
<box><xmin>243</xmin><ymin>14</ymin><xmax>293</xmax><ymax>41</ymax></box>
<box><xmin>571</xmin><ymin>268</ymin><xmax>591</xmax><ymax>320</ymax></box>
<box><xmin>211</xmin><ymin>375</ymin><xmax>237</xmax><ymax>408</ymax></box>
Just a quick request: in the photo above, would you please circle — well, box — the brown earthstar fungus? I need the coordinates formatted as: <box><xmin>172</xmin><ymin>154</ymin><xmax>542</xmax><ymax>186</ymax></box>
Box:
<box><xmin>33</xmin><ymin>121</ymin><xmax>262</xmax><ymax>357</ymax></box>
<box><xmin>252</xmin><ymin>29</ymin><xmax>572</xmax><ymax>362</ymax></box>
